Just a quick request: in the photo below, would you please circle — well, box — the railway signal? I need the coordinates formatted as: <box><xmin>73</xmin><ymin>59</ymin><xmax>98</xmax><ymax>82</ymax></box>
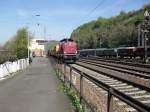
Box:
<box><xmin>141</xmin><ymin>10</ymin><xmax>150</xmax><ymax>63</ymax></box>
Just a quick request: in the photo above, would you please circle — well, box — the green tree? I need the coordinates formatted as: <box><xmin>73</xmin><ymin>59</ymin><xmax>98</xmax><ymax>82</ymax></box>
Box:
<box><xmin>72</xmin><ymin>4</ymin><xmax>150</xmax><ymax>49</ymax></box>
<box><xmin>4</xmin><ymin>37</ymin><xmax>16</xmax><ymax>51</ymax></box>
<box><xmin>15</xmin><ymin>28</ymin><xmax>28</xmax><ymax>59</ymax></box>
<box><xmin>4</xmin><ymin>27</ymin><xmax>29</xmax><ymax>59</ymax></box>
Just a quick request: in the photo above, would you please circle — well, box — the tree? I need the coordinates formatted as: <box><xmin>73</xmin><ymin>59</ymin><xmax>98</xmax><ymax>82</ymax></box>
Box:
<box><xmin>4</xmin><ymin>27</ymin><xmax>29</xmax><ymax>59</ymax></box>
<box><xmin>15</xmin><ymin>28</ymin><xmax>28</xmax><ymax>59</ymax></box>
<box><xmin>0</xmin><ymin>44</ymin><xmax>3</xmax><ymax>49</ymax></box>
<box><xmin>72</xmin><ymin>4</ymin><xmax>150</xmax><ymax>49</ymax></box>
<box><xmin>4</xmin><ymin>37</ymin><xmax>16</xmax><ymax>50</ymax></box>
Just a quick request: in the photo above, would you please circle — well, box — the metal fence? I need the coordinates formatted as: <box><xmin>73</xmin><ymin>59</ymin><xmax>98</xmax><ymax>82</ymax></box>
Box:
<box><xmin>0</xmin><ymin>58</ymin><xmax>29</xmax><ymax>78</ymax></box>
<box><xmin>56</xmin><ymin>63</ymin><xmax>150</xmax><ymax>112</ymax></box>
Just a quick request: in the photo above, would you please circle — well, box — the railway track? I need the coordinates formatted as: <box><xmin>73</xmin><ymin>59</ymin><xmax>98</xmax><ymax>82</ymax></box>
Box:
<box><xmin>79</xmin><ymin>58</ymin><xmax>150</xmax><ymax>79</ymax></box>
<box><xmin>81</xmin><ymin>57</ymin><xmax>150</xmax><ymax>74</ymax></box>
<box><xmin>85</xmin><ymin>56</ymin><xmax>150</xmax><ymax>68</ymax></box>
<box><xmin>71</xmin><ymin>61</ymin><xmax>150</xmax><ymax>112</ymax></box>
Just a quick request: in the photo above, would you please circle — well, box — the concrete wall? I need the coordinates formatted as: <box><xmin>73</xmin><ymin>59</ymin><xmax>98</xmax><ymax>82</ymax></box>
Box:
<box><xmin>0</xmin><ymin>59</ymin><xmax>29</xmax><ymax>79</ymax></box>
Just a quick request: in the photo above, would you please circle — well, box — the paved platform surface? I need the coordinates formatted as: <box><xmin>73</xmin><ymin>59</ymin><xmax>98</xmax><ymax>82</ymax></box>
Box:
<box><xmin>0</xmin><ymin>57</ymin><xmax>73</xmax><ymax>112</ymax></box>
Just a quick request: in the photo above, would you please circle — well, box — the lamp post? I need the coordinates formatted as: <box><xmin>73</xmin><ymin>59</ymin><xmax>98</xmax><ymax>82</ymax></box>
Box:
<box><xmin>24</xmin><ymin>24</ymin><xmax>30</xmax><ymax>63</ymax></box>
<box><xmin>28</xmin><ymin>30</ymin><xmax>30</xmax><ymax>61</ymax></box>
<box><xmin>35</xmin><ymin>14</ymin><xmax>47</xmax><ymax>40</ymax></box>
<box><xmin>26</xmin><ymin>14</ymin><xmax>41</xmax><ymax>61</ymax></box>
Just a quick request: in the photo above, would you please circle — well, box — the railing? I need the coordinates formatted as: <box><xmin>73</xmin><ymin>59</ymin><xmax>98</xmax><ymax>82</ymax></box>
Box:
<box><xmin>56</xmin><ymin>63</ymin><xmax>150</xmax><ymax>112</ymax></box>
<box><xmin>0</xmin><ymin>58</ymin><xmax>29</xmax><ymax>78</ymax></box>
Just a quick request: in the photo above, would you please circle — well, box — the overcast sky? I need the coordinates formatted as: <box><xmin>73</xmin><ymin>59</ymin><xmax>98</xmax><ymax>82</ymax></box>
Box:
<box><xmin>0</xmin><ymin>0</ymin><xmax>149</xmax><ymax>44</ymax></box>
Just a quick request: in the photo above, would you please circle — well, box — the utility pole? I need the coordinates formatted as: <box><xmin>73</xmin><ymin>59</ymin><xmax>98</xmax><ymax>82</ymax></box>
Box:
<box><xmin>99</xmin><ymin>36</ymin><xmax>101</xmax><ymax>48</ymax></box>
<box><xmin>141</xmin><ymin>10</ymin><xmax>150</xmax><ymax>63</ymax></box>
<box><xmin>28</xmin><ymin>31</ymin><xmax>30</xmax><ymax>60</ymax></box>
<box><xmin>138</xmin><ymin>24</ymin><xmax>141</xmax><ymax>46</ymax></box>
<box><xmin>44</xmin><ymin>25</ymin><xmax>46</xmax><ymax>40</ymax></box>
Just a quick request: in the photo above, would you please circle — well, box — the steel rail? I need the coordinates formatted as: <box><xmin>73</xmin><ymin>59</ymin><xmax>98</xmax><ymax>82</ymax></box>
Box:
<box><xmin>75</xmin><ymin>62</ymin><xmax>150</xmax><ymax>92</ymax></box>
<box><xmin>85</xmin><ymin>56</ymin><xmax>150</xmax><ymax>68</ymax></box>
<box><xmin>79</xmin><ymin>59</ymin><xmax>150</xmax><ymax>79</ymax></box>
<box><xmin>68</xmin><ymin>64</ymin><xmax>150</xmax><ymax>112</ymax></box>
<box><xmin>81</xmin><ymin>57</ymin><xmax>150</xmax><ymax>74</ymax></box>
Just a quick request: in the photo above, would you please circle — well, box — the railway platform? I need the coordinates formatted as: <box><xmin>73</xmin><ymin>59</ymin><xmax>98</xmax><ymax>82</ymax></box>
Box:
<box><xmin>0</xmin><ymin>57</ymin><xmax>73</xmax><ymax>112</ymax></box>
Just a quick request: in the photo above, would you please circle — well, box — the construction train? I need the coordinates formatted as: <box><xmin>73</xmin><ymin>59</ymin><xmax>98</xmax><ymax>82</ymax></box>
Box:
<box><xmin>47</xmin><ymin>38</ymin><xmax>79</xmax><ymax>63</ymax></box>
<box><xmin>48</xmin><ymin>37</ymin><xmax>150</xmax><ymax>62</ymax></box>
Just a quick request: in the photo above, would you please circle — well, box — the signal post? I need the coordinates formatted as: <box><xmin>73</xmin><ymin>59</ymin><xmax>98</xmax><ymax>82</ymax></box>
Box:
<box><xmin>141</xmin><ymin>10</ymin><xmax>150</xmax><ymax>63</ymax></box>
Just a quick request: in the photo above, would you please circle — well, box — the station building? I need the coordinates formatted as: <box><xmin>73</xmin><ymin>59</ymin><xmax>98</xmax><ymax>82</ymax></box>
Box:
<box><xmin>29</xmin><ymin>39</ymin><xmax>48</xmax><ymax>57</ymax></box>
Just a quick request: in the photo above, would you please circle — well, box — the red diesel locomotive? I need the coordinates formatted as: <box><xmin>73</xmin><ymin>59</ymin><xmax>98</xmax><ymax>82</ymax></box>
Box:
<box><xmin>48</xmin><ymin>38</ymin><xmax>78</xmax><ymax>63</ymax></box>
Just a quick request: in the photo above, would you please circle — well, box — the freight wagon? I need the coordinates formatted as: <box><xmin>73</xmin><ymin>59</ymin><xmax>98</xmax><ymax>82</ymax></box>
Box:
<box><xmin>79</xmin><ymin>46</ymin><xmax>150</xmax><ymax>60</ymax></box>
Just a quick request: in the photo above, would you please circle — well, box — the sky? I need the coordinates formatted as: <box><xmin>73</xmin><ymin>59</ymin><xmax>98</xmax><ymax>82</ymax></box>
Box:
<box><xmin>0</xmin><ymin>0</ymin><xmax>149</xmax><ymax>44</ymax></box>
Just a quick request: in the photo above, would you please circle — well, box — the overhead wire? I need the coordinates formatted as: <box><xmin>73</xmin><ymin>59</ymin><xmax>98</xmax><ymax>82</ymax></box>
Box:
<box><xmin>79</xmin><ymin>0</ymin><xmax>106</xmax><ymax>24</ymax></box>
<box><xmin>18</xmin><ymin>0</ymin><xmax>106</xmax><ymax>38</ymax></box>
<box><xmin>70</xmin><ymin>0</ymin><xmax>107</xmax><ymax>33</ymax></box>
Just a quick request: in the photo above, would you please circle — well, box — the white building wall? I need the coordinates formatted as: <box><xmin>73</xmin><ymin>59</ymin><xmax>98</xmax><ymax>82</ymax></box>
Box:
<box><xmin>29</xmin><ymin>39</ymin><xmax>47</xmax><ymax>56</ymax></box>
<box><xmin>29</xmin><ymin>39</ymin><xmax>45</xmax><ymax>51</ymax></box>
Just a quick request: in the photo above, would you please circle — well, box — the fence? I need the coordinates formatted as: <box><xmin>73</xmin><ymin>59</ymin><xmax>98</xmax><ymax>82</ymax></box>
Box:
<box><xmin>0</xmin><ymin>58</ymin><xmax>29</xmax><ymax>78</ymax></box>
<box><xmin>56</xmin><ymin>63</ymin><xmax>150</xmax><ymax>112</ymax></box>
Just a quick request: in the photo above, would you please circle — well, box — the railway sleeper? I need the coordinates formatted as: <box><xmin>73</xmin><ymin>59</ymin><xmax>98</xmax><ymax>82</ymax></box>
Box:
<box><xmin>71</xmin><ymin>64</ymin><xmax>150</xmax><ymax>111</ymax></box>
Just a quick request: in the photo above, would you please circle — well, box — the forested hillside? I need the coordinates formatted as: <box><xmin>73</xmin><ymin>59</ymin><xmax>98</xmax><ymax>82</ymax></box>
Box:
<box><xmin>71</xmin><ymin>4</ymin><xmax>150</xmax><ymax>49</ymax></box>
